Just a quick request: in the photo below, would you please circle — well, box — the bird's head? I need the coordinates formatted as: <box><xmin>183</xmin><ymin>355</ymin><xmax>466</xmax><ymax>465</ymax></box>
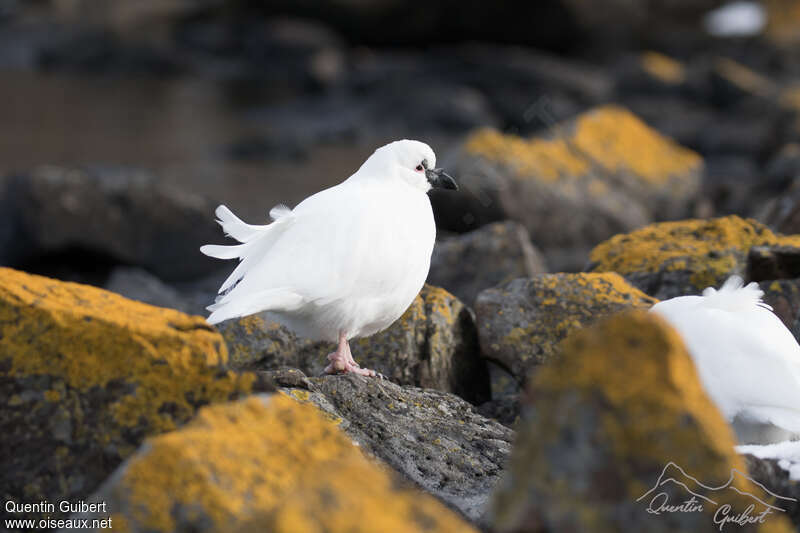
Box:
<box><xmin>361</xmin><ymin>139</ymin><xmax>458</xmax><ymax>193</ymax></box>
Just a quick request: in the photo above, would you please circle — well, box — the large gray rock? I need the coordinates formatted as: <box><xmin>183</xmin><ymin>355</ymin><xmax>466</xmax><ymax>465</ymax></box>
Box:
<box><xmin>218</xmin><ymin>284</ymin><xmax>491</xmax><ymax>405</ymax></box>
<box><xmin>0</xmin><ymin>166</ymin><xmax>221</xmax><ymax>281</ymax></box>
<box><xmin>276</xmin><ymin>372</ymin><xmax>514</xmax><ymax>527</ymax></box>
<box><xmin>428</xmin><ymin>221</ymin><xmax>547</xmax><ymax>305</ymax></box>
<box><xmin>475</xmin><ymin>273</ymin><xmax>656</xmax><ymax>385</ymax></box>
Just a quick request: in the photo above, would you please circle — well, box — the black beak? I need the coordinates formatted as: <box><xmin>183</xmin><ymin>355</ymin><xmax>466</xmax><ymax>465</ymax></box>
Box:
<box><xmin>426</xmin><ymin>168</ymin><xmax>458</xmax><ymax>191</ymax></box>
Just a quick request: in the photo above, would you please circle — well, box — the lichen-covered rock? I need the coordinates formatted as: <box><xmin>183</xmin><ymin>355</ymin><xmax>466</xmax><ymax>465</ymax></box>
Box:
<box><xmin>427</xmin><ymin>221</ymin><xmax>547</xmax><ymax>305</ymax></box>
<box><xmin>588</xmin><ymin>216</ymin><xmax>800</xmax><ymax>299</ymax></box>
<box><xmin>219</xmin><ymin>284</ymin><xmax>491</xmax><ymax>405</ymax></box>
<box><xmin>491</xmin><ymin>311</ymin><xmax>794</xmax><ymax>533</ymax></box>
<box><xmin>432</xmin><ymin>105</ymin><xmax>702</xmax><ymax>271</ymax></box>
<box><xmin>0</xmin><ymin>268</ymin><xmax>257</xmax><ymax>524</ymax></box>
<box><xmin>279</xmin><ymin>373</ymin><xmax>514</xmax><ymax>527</ymax></box>
<box><xmin>73</xmin><ymin>394</ymin><xmax>476</xmax><ymax>533</ymax></box>
<box><xmin>475</xmin><ymin>273</ymin><xmax>656</xmax><ymax>384</ymax></box>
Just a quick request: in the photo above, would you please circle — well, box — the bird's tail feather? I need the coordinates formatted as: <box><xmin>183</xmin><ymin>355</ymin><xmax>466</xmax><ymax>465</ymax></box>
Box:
<box><xmin>701</xmin><ymin>275</ymin><xmax>773</xmax><ymax>312</ymax></box>
<box><xmin>206</xmin><ymin>288</ymin><xmax>303</xmax><ymax>325</ymax></box>
<box><xmin>214</xmin><ymin>204</ymin><xmax>269</xmax><ymax>243</ymax></box>
<box><xmin>200</xmin><ymin>204</ymin><xmax>295</xmax><ymax>294</ymax></box>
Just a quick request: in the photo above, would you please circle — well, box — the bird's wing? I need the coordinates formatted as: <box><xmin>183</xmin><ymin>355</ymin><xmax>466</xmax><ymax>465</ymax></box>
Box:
<box><xmin>652</xmin><ymin>291</ymin><xmax>800</xmax><ymax>432</ymax></box>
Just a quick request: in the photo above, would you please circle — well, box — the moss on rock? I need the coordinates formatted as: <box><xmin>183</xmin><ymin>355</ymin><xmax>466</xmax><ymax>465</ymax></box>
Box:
<box><xmin>491</xmin><ymin>311</ymin><xmax>794</xmax><ymax>533</ymax></box>
<box><xmin>588</xmin><ymin>215</ymin><xmax>800</xmax><ymax>298</ymax></box>
<box><xmin>475</xmin><ymin>273</ymin><xmax>656</xmax><ymax>384</ymax></box>
<box><xmin>0</xmin><ymin>268</ymin><xmax>255</xmax><ymax>523</ymax></box>
<box><xmin>78</xmin><ymin>394</ymin><xmax>476</xmax><ymax>533</ymax></box>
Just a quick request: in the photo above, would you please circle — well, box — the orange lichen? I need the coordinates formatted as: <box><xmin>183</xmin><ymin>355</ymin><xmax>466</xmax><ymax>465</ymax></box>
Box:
<box><xmin>116</xmin><ymin>394</ymin><xmax>475</xmax><ymax>533</ymax></box>
<box><xmin>640</xmin><ymin>51</ymin><xmax>686</xmax><ymax>84</ymax></box>
<box><xmin>0</xmin><ymin>267</ymin><xmax>253</xmax><ymax>434</ymax></box>
<box><xmin>465</xmin><ymin>106</ymin><xmax>701</xmax><ymax>186</ymax></box>
<box><xmin>589</xmin><ymin>216</ymin><xmax>800</xmax><ymax>290</ymax></box>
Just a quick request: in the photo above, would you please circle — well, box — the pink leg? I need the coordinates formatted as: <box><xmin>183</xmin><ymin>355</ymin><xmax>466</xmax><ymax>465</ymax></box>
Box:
<box><xmin>323</xmin><ymin>332</ymin><xmax>378</xmax><ymax>377</ymax></box>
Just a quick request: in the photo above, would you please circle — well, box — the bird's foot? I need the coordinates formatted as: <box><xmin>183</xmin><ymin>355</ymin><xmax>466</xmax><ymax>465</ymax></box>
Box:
<box><xmin>323</xmin><ymin>352</ymin><xmax>381</xmax><ymax>378</ymax></box>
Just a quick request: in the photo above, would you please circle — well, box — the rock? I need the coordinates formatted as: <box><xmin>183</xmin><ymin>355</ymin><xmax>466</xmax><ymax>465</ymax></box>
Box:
<box><xmin>427</xmin><ymin>221</ymin><xmax>547</xmax><ymax>306</ymax></box>
<box><xmin>433</xmin><ymin>105</ymin><xmax>702</xmax><ymax>271</ymax></box>
<box><xmin>758</xmin><ymin>279</ymin><xmax>800</xmax><ymax>339</ymax></box>
<box><xmin>280</xmin><ymin>374</ymin><xmax>514</xmax><ymax>527</ymax></box>
<box><xmin>219</xmin><ymin>284</ymin><xmax>491</xmax><ymax>405</ymax></box>
<box><xmin>0</xmin><ymin>268</ymin><xmax>259</xmax><ymax>525</ymax></box>
<box><xmin>588</xmin><ymin>215</ymin><xmax>800</xmax><ymax>299</ymax></box>
<box><xmin>475</xmin><ymin>273</ymin><xmax>657</xmax><ymax>385</ymax></box>
<box><xmin>759</xmin><ymin>175</ymin><xmax>800</xmax><ymax>235</ymax></box>
<box><xmin>743</xmin><ymin>454</ymin><xmax>800</xmax><ymax>527</ymax></box>
<box><xmin>104</xmin><ymin>266</ymin><xmax>208</xmax><ymax>316</ymax></box>
<box><xmin>0</xmin><ymin>165</ymin><xmax>222</xmax><ymax>281</ymax></box>
<box><xmin>748</xmin><ymin>246</ymin><xmax>800</xmax><ymax>282</ymax></box>
<box><xmin>491</xmin><ymin>311</ymin><xmax>794</xmax><ymax>533</ymax></box>
<box><xmin>73</xmin><ymin>394</ymin><xmax>476</xmax><ymax>533</ymax></box>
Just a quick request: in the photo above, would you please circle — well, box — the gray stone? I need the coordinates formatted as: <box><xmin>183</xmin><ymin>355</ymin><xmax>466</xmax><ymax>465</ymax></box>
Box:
<box><xmin>428</xmin><ymin>221</ymin><xmax>547</xmax><ymax>305</ymax></box>
<box><xmin>280</xmin><ymin>373</ymin><xmax>514</xmax><ymax>527</ymax></box>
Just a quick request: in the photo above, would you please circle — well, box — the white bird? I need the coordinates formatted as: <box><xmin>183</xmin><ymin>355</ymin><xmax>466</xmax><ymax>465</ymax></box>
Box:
<box><xmin>650</xmin><ymin>276</ymin><xmax>800</xmax><ymax>442</ymax></box>
<box><xmin>200</xmin><ymin>139</ymin><xmax>457</xmax><ymax>376</ymax></box>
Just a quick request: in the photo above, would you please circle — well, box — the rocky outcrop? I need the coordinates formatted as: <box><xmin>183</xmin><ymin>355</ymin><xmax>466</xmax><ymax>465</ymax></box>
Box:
<box><xmin>433</xmin><ymin>105</ymin><xmax>702</xmax><ymax>271</ymax></box>
<box><xmin>588</xmin><ymin>215</ymin><xmax>800</xmax><ymax>299</ymax></box>
<box><xmin>0</xmin><ymin>268</ymin><xmax>259</xmax><ymax>524</ymax></box>
<box><xmin>475</xmin><ymin>273</ymin><xmax>656</xmax><ymax>384</ymax></box>
<box><xmin>275</xmin><ymin>372</ymin><xmax>514</xmax><ymax>527</ymax></box>
<box><xmin>219</xmin><ymin>284</ymin><xmax>491</xmax><ymax>405</ymax></box>
<box><xmin>428</xmin><ymin>221</ymin><xmax>547</xmax><ymax>306</ymax></box>
<box><xmin>72</xmin><ymin>394</ymin><xmax>477</xmax><ymax>533</ymax></box>
<box><xmin>491</xmin><ymin>311</ymin><xmax>794</xmax><ymax>533</ymax></box>
<box><xmin>0</xmin><ymin>165</ymin><xmax>222</xmax><ymax>281</ymax></box>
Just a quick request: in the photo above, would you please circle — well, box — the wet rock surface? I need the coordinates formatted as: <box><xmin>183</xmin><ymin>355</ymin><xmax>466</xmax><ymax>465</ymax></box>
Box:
<box><xmin>475</xmin><ymin>273</ymin><xmax>657</xmax><ymax>385</ymax></box>
<box><xmin>277</xmin><ymin>373</ymin><xmax>514</xmax><ymax>527</ymax></box>
<box><xmin>491</xmin><ymin>311</ymin><xmax>794</xmax><ymax>533</ymax></box>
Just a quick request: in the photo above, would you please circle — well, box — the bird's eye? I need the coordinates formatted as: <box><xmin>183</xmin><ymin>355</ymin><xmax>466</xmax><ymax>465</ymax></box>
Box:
<box><xmin>415</xmin><ymin>164</ymin><xmax>424</xmax><ymax>172</ymax></box>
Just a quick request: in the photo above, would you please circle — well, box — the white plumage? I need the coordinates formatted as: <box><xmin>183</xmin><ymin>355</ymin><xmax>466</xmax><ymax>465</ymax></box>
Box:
<box><xmin>200</xmin><ymin>139</ymin><xmax>457</xmax><ymax>376</ymax></box>
<box><xmin>650</xmin><ymin>276</ymin><xmax>800</xmax><ymax>439</ymax></box>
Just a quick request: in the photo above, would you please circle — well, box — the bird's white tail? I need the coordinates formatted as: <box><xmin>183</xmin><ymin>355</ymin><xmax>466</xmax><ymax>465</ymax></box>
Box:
<box><xmin>200</xmin><ymin>204</ymin><xmax>294</xmax><ymax>294</ymax></box>
<box><xmin>701</xmin><ymin>275</ymin><xmax>773</xmax><ymax>312</ymax></box>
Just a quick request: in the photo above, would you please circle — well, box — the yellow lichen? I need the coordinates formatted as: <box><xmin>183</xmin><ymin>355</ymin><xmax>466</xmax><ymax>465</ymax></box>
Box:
<box><xmin>589</xmin><ymin>216</ymin><xmax>800</xmax><ymax>288</ymax></box>
<box><xmin>118</xmin><ymin>395</ymin><xmax>475</xmax><ymax>533</ymax></box>
<box><xmin>0</xmin><ymin>267</ymin><xmax>253</xmax><ymax>435</ymax></box>
<box><xmin>640</xmin><ymin>51</ymin><xmax>686</xmax><ymax>84</ymax></box>
<box><xmin>493</xmin><ymin>273</ymin><xmax>656</xmax><ymax>368</ymax></box>
<box><xmin>465</xmin><ymin>106</ymin><xmax>701</xmax><ymax>186</ymax></box>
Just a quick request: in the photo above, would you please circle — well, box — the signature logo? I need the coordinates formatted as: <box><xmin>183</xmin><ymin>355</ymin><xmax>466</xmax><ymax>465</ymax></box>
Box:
<box><xmin>636</xmin><ymin>462</ymin><xmax>797</xmax><ymax>530</ymax></box>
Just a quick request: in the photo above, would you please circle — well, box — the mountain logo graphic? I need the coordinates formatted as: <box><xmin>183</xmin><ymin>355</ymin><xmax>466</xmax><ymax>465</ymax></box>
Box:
<box><xmin>636</xmin><ymin>462</ymin><xmax>797</xmax><ymax>529</ymax></box>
